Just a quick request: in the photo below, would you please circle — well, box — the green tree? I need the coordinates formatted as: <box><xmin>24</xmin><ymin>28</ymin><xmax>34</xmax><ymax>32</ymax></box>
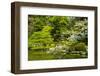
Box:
<box><xmin>28</xmin><ymin>26</ymin><xmax>54</xmax><ymax>50</ymax></box>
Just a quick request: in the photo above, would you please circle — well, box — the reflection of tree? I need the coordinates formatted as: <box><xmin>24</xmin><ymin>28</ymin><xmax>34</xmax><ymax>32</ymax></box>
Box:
<box><xmin>28</xmin><ymin>15</ymin><xmax>88</xmax><ymax>60</ymax></box>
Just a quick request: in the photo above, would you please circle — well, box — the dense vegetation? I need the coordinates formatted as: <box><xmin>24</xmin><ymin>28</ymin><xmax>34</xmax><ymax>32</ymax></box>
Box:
<box><xmin>28</xmin><ymin>15</ymin><xmax>88</xmax><ymax>60</ymax></box>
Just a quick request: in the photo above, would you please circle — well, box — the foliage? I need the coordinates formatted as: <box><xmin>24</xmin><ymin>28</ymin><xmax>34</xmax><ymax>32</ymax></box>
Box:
<box><xmin>28</xmin><ymin>15</ymin><xmax>88</xmax><ymax>60</ymax></box>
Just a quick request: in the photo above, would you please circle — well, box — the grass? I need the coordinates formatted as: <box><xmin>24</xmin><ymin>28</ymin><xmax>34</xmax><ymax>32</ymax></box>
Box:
<box><xmin>28</xmin><ymin>50</ymin><xmax>55</xmax><ymax>60</ymax></box>
<box><xmin>28</xmin><ymin>50</ymin><xmax>87</xmax><ymax>61</ymax></box>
